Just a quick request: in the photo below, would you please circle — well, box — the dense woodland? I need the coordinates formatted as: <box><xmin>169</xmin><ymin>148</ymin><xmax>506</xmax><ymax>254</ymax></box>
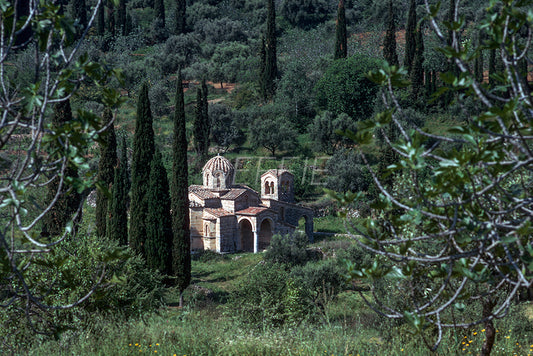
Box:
<box><xmin>2</xmin><ymin>0</ymin><xmax>533</xmax><ymax>355</ymax></box>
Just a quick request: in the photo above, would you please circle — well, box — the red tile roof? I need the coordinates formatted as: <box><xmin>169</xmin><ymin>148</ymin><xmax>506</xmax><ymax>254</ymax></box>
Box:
<box><xmin>236</xmin><ymin>206</ymin><xmax>270</xmax><ymax>215</ymax></box>
<box><xmin>189</xmin><ymin>185</ymin><xmax>217</xmax><ymax>199</ymax></box>
<box><xmin>204</xmin><ymin>208</ymin><xmax>234</xmax><ymax>218</ymax></box>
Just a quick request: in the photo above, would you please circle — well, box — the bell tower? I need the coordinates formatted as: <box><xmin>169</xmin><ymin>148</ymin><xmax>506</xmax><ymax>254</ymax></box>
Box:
<box><xmin>260</xmin><ymin>169</ymin><xmax>294</xmax><ymax>203</ymax></box>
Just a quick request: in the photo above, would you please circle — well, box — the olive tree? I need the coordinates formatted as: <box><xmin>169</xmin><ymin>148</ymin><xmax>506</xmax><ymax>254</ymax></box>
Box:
<box><xmin>337</xmin><ymin>1</ymin><xmax>533</xmax><ymax>354</ymax></box>
<box><xmin>0</xmin><ymin>0</ymin><xmax>122</xmax><ymax>335</ymax></box>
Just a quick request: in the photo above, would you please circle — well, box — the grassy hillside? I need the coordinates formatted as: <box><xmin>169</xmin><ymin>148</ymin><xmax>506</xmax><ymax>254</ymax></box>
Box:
<box><xmin>31</xmin><ymin>237</ymin><xmax>533</xmax><ymax>355</ymax></box>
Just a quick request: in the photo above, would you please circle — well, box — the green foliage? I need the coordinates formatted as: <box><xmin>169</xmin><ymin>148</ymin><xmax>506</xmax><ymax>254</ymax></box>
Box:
<box><xmin>344</xmin><ymin>0</ymin><xmax>533</xmax><ymax>351</ymax></box>
<box><xmin>96</xmin><ymin>108</ymin><xmax>117</xmax><ymax>238</ymax></box>
<box><xmin>260</xmin><ymin>0</ymin><xmax>277</xmax><ymax>101</ymax></box>
<box><xmin>309</xmin><ymin>111</ymin><xmax>357</xmax><ymax>154</ymax></box>
<box><xmin>1</xmin><ymin>0</ymin><xmax>124</xmax><ymax>338</ymax></box>
<box><xmin>325</xmin><ymin>148</ymin><xmax>371</xmax><ymax>194</ymax></box>
<box><xmin>230</xmin><ymin>263</ymin><xmax>294</xmax><ymax>328</ymax></box>
<box><xmin>249</xmin><ymin>113</ymin><xmax>298</xmax><ymax>156</ymax></box>
<box><xmin>72</xmin><ymin>0</ymin><xmax>87</xmax><ymax>29</ymax></box>
<box><xmin>382</xmin><ymin>0</ymin><xmax>398</xmax><ymax>67</ymax></box>
<box><xmin>334</xmin><ymin>0</ymin><xmax>347</xmax><ymax>60</ymax></box>
<box><xmin>314</xmin><ymin>54</ymin><xmax>381</xmax><ymax>121</ymax></box>
<box><xmin>208</xmin><ymin>41</ymin><xmax>251</xmax><ymax>86</ymax></box>
<box><xmin>174</xmin><ymin>0</ymin><xmax>186</xmax><ymax>35</ymax></box>
<box><xmin>171</xmin><ymin>70</ymin><xmax>191</xmax><ymax>296</ymax></box>
<box><xmin>0</xmin><ymin>230</ymin><xmax>164</xmax><ymax>352</ymax></box>
<box><xmin>403</xmin><ymin>0</ymin><xmax>417</xmax><ymax>74</ymax></box>
<box><xmin>280</xmin><ymin>0</ymin><xmax>332</xmax><ymax>30</ymax></box>
<box><xmin>193</xmin><ymin>84</ymin><xmax>210</xmax><ymax>157</ymax></box>
<box><xmin>157</xmin><ymin>34</ymin><xmax>201</xmax><ymax>76</ymax></box>
<box><xmin>264</xmin><ymin>232</ymin><xmax>313</xmax><ymax>266</ymax></box>
<box><xmin>116</xmin><ymin>0</ymin><xmax>127</xmax><ymax>36</ymax></box>
<box><xmin>289</xmin><ymin>259</ymin><xmax>345</xmax><ymax>311</ymax></box>
<box><xmin>41</xmin><ymin>99</ymin><xmax>82</xmax><ymax>237</ymax></box>
<box><xmin>210</xmin><ymin>103</ymin><xmax>245</xmax><ymax>151</ymax></box>
<box><xmin>195</xmin><ymin>18</ymin><xmax>246</xmax><ymax>44</ymax></box>
<box><xmin>145</xmin><ymin>148</ymin><xmax>173</xmax><ymax>275</ymax></box>
<box><xmin>154</xmin><ymin>0</ymin><xmax>165</xmax><ymax>25</ymax></box>
<box><xmin>410</xmin><ymin>23</ymin><xmax>425</xmax><ymax>100</ymax></box>
<box><xmin>130</xmin><ymin>82</ymin><xmax>155</xmax><ymax>257</ymax></box>
<box><xmin>276</xmin><ymin>60</ymin><xmax>317</xmax><ymax>128</ymax></box>
<box><xmin>108</xmin><ymin>136</ymin><xmax>130</xmax><ymax>246</ymax></box>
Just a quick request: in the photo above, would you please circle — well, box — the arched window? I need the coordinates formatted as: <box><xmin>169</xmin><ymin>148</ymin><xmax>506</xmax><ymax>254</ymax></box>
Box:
<box><xmin>270</xmin><ymin>181</ymin><xmax>275</xmax><ymax>194</ymax></box>
<box><xmin>205</xmin><ymin>224</ymin><xmax>209</xmax><ymax>237</ymax></box>
<box><xmin>215</xmin><ymin>174</ymin><xmax>220</xmax><ymax>188</ymax></box>
<box><xmin>206</xmin><ymin>174</ymin><xmax>209</xmax><ymax>186</ymax></box>
<box><xmin>264</xmin><ymin>181</ymin><xmax>270</xmax><ymax>194</ymax></box>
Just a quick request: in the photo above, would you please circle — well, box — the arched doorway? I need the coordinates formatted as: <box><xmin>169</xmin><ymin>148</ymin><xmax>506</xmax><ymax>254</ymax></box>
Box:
<box><xmin>258</xmin><ymin>219</ymin><xmax>273</xmax><ymax>250</ymax></box>
<box><xmin>239</xmin><ymin>219</ymin><xmax>253</xmax><ymax>252</ymax></box>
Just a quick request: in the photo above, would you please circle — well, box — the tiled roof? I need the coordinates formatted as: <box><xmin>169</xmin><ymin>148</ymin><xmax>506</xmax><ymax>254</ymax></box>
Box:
<box><xmin>202</xmin><ymin>155</ymin><xmax>234</xmax><ymax>173</ymax></box>
<box><xmin>221</xmin><ymin>188</ymin><xmax>247</xmax><ymax>200</ymax></box>
<box><xmin>189</xmin><ymin>185</ymin><xmax>217</xmax><ymax>199</ymax></box>
<box><xmin>236</xmin><ymin>206</ymin><xmax>270</xmax><ymax>215</ymax></box>
<box><xmin>261</xmin><ymin>169</ymin><xmax>292</xmax><ymax>178</ymax></box>
<box><xmin>204</xmin><ymin>208</ymin><xmax>234</xmax><ymax>218</ymax></box>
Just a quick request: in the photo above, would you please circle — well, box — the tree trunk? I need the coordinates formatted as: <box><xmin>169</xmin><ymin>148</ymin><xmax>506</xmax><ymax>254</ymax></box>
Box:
<box><xmin>481</xmin><ymin>298</ymin><xmax>496</xmax><ymax>356</ymax></box>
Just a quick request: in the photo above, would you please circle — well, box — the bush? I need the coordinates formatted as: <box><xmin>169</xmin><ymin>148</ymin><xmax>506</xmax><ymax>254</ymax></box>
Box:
<box><xmin>314</xmin><ymin>54</ymin><xmax>381</xmax><ymax>121</ymax></box>
<box><xmin>289</xmin><ymin>259</ymin><xmax>345</xmax><ymax>311</ymax></box>
<box><xmin>0</xmin><ymin>230</ymin><xmax>165</xmax><ymax>352</ymax></box>
<box><xmin>325</xmin><ymin>148</ymin><xmax>372</xmax><ymax>193</ymax></box>
<box><xmin>229</xmin><ymin>263</ymin><xmax>289</xmax><ymax>328</ymax></box>
<box><xmin>264</xmin><ymin>232</ymin><xmax>314</xmax><ymax>266</ymax></box>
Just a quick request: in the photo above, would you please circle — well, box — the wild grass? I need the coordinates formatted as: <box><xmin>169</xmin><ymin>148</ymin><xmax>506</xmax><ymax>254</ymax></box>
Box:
<box><xmin>28</xmin><ymin>236</ymin><xmax>533</xmax><ymax>356</ymax></box>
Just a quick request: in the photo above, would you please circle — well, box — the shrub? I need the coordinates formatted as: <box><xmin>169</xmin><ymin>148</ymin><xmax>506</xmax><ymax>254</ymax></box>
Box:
<box><xmin>264</xmin><ymin>232</ymin><xmax>314</xmax><ymax>266</ymax></box>
<box><xmin>229</xmin><ymin>263</ymin><xmax>289</xmax><ymax>328</ymax></box>
<box><xmin>314</xmin><ymin>54</ymin><xmax>381</xmax><ymax>121</ymax></box>
<box><xmin>0</xmin><ymin>229</ymin><xmax>165</xmax><ymax>352</ymax></box>
<box><xmin>289</xmin><ymin>259</ymin><xmax>345</xmax><ymax>312</ymax></box>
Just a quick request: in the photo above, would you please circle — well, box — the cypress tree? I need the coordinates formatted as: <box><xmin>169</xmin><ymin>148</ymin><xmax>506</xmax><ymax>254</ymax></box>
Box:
<box><xmin>404</xmin><ymin>0</ymin><xmax>417</xmax><ymax>74</ymax></box>
<box><xmin>145</xmin><ymin>147</ymin><xmax>173</xmax><ymax>274</ymax></box>
<box><xmin>117</xmin><ymin>0</ymin><xmax>127</xmax><ymax>36</ymax></box>
<box><xmin>442</xmin><ymin>0</ymin><xmax>458</xmax><ymax>107</ymax></box>
<box><xmin>72</xmin><ymin>0</ymin><xmax>87</xmax><ymax>30</ymax></box>
<box><xmin>474</xmin><ymin>27</ymin><xmax>484</xmax><ymax>83</ymax></box>
<box><xmin>41</xmin><ymin>99</ymin><xmax>82</xmax><ymax>237</ymax></box>
<box><xmin>171</xmin><ymin>69</ymin><xmax>191</xmax><ymax>306</ymax></box>
<box><xmin>175</xmin><ymin>0</ymin><xmax>186</xmax><ymax>35</ymax></box>
<box><xmin>108</xmin><ymin>136</ymin><xmax>130</xmax><ymax>246</ymax></box>
<box><xmin>411</xmin><ymin>23</ymin><xmax>425</xmax><ymax>99</ymax></box>
<box><xmin>154</xmin><ymin>0</ymin><xmax>165</xmax><ymax>27</ymax></box>
<box><xmin>97</xmin><ymin>0</ymin><xmax>105</xmax><ymax>36</ymax></box>
<box><xmin>383</xmin><ymin>0</ymin><xmax>399</xmax><ymax>66</ymax></box>
<box><xmin>96</xmin><ymin>108</ymin><xmax>117</xmax><ymax>238</ymax></box>
<box><xmin>334</xmin><ymin>0</ymin><xmax>347</xmax><ymax>60</ymax></box>
<box><xmin>261</xmin><ymin>0</ymin><xmax>277</xmax><ymax>101</ymax></box>
<box><xmin>106</xmin><ymin>2</ymin><xmax>116</xmax><ymax>36</ymax></box>
<box><xmin>130</xmin><ymin>83</ymin><xmax>155</xmax><ymax>256</ymax></box>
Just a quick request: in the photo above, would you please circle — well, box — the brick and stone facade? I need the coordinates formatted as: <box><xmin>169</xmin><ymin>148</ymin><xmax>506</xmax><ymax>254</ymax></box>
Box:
<box><xmin>189</xmin><ymin>155</ymin><xmax>313</xmax><ymax>253</ymax></box>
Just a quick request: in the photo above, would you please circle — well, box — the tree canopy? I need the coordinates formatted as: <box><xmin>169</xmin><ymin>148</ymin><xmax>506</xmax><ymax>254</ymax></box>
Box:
<box><xmin>314</xmin><ymin>54</ymin><xmax>381</xmax><ymax>120</ymax></box>
<box><xmin>337</xmin><ymin>1</ymin><xmax>533</xmax><ymax>353</ymax></box>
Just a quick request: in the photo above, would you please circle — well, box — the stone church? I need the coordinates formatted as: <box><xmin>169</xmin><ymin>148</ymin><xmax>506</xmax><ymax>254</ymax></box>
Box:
<box><xmin>188</xmin><ymin>155</ymin><xmax>313</xmax><ymax>253</ymax></box>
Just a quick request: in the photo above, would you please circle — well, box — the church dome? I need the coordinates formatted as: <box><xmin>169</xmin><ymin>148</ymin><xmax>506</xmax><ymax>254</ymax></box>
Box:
<box><xmin>202</xmin><ymin>155</ymin><xmax>234</xmax><ymax>189</ymax></box>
